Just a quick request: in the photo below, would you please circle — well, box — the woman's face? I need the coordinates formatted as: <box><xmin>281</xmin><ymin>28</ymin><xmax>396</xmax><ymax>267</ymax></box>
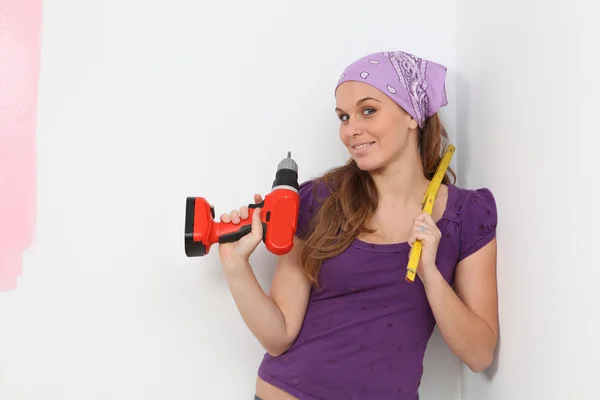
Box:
<box><xmin>335</xmin><ymin>81</ymin><xmax>418</xmax><ymax>172</ymax></box>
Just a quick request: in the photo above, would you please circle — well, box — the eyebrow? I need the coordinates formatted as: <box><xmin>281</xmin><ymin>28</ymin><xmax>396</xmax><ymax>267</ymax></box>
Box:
<box><xmin>335</xmin><ymin>97</ymin><xmax>380</xmax><ymax>112</ymax></box>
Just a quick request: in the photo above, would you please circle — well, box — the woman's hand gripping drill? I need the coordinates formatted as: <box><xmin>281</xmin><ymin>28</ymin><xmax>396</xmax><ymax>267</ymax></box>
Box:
<box><xmin>218</xmin><ymin>194</ymin><xmax>264</xmax><ymax>268</ymax></box>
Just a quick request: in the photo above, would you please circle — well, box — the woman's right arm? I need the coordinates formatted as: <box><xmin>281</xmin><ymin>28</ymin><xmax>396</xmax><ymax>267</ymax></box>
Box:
<box><xmin>219</xmin><ymin>199</ymin><xmax>312</xmax><ymax>357</ymax></box>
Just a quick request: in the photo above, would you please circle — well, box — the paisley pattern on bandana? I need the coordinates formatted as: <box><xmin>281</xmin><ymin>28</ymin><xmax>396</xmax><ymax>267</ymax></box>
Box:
<box><xmin>335</xmin><ymin>50</ymin><xmax>447</xmax><ymax>130</ymax></box>
<box><xmin>384</xmin><ymin>51</ymin><xmax>430</xmax><ymax>128</ymax></box>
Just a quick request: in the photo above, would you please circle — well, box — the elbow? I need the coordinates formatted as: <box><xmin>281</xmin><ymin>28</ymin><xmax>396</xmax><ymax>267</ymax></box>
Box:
<box><xmin>265</xmin><ymin>340</ymin><xmax>293</xmax><ymax>358</ymax></box>
<box><xmin>465</xmin><ymin>327</ymin><xmax>498</xmax><ymax>373</ymax></box>
<box><xmin>267</xmin><ymin>347</ymin><xmax>285</xmax><ymax>358</ymax></box>
<box><xmin>266</xmin><ymin>346</ymin><xmax>289</xmax><ymax>358</ymax></box>
<box><xmin>263</xmin><ymin>326</ymin><xmax>299</xmax><ymax>357</ymax></box>
<box><xmin>466</xmin><ymin>350</ymin><xmax>494</xmax><ymax>373</ymax></box>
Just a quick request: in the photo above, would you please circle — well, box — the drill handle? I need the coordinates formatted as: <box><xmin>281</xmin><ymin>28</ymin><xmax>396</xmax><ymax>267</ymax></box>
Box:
<box><xmin>216</xmin><ymin>203</ymin><xmax>266</xmax><ymax>244</ymax></box>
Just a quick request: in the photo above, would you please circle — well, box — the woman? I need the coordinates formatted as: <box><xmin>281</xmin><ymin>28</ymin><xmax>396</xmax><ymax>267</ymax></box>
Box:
<box><xmin>218</xmin><ymin>50</ymin><xmax>499</xmax><ymax>400</ymax></box>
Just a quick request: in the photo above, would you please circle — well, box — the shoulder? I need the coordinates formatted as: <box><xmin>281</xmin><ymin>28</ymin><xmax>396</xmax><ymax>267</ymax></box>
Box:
<box><xmin>450</xmin><ymin>185</ymin><xmax>498</xmax><ymax>261</ymax></box>
<box><xmin>298</xmin><ymin>177</ymin><xmax>333</xmax><ymax>206</ymax></box>
<box><xmin>295</xmin><ymin>177</ymin><xmax>335</xmax><ymax>239</ymax></box>
<box><xmin>452</xmin><ymin>186</ymin><xmax>497</xmax><ymax>217</ymax></box>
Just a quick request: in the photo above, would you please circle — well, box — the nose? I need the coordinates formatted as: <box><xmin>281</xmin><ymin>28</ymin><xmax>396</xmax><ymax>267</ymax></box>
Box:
<box><xmin>346</xmin><ymin>116</ymin><xmax>364</xmax><ymax>137</ymax></box>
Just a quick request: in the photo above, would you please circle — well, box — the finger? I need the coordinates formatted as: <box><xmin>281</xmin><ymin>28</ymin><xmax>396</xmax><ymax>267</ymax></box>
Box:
<box><xmin>254</xmin><ymin>193</ymin><xmax>262</xmax><ymax>204</ymax></box>
<box><xmin>413</xmin><ymin>217</ymin><xmax>438</xmax><ymax>234</ymax></box>
<box><xmin>220</xmin><ymin>213</ymin><xmax>231</xmax><ymax>223</ymax></box>
<box><xmin>428</xmin><ymin>216</ymin><xmax>441</xmax><ymax>232</ymax></box>
<box><xmin>419</xmin><ymin>211</ymin><xmax>435</xmax><ymax>220</ymax></box>
<box><xmin>415</xmin><ymin>212</ymin><xmax>435</xmax><ymax>225</ymax></box>
<box><xmin>239</xmin><ymin>205</ymin><xmax>249</xmax><ymax>220</ymax></box>
<box><xmin>408</xmin><ymin>236</ymin><xmax>426</xmax><ymax>249</ymax></box>
<box><xmin>412</xmin><ymin>230</ymin><xmax>440</xmax><ymax>247</ymax></box>
<box><xmin>411</xmin><ymin>223</ymin><xmax>429</xmax><ymax>239</ymax></box>
<box><xmin>230</xmin><ymin>209</ymin><xmax>240</xmax><ymax>224</ymax></box>
<box><xmin>408</xmin><ymin>226</ymin><xmax>430</xmax><ymax>242</ymax></box>
<box><xmin>251</xmin><ymin>206</ymin><xmax>263</xmax><ymax>238</ymax></box>
<box><xmin>413</xmin><ymin>223</ymin><xmax>432</xmax><ymax>234</ymax></box>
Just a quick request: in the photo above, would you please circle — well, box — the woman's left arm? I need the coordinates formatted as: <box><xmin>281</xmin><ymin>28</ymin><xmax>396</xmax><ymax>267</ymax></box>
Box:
<box><xmin>409</xmin><ymin>187</ymin><xmax>499</xmax><ymax>373</ymax></box>
<box><xmin>420</xmin><ymin>238</ymin><xmax>498</xmax><ymax>372</ymax></box>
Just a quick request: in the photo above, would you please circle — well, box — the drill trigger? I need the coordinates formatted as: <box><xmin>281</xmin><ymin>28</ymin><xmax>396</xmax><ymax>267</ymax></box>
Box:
<box><xmin>248</xmin><ymin>200</ymin><xmax>264</xmax><ymax>209</ymax></box>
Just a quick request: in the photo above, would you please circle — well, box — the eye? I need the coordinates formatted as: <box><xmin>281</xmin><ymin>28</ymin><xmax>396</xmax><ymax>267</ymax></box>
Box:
<box><xmin>363</xmin><ymin>107</ymin><xmax>376</xmax><ymax>116</ymax></box>
<box><xmin>338</xmin><ymin>114</ymin><xmax>349</xmax><ymax>122</ymax></box>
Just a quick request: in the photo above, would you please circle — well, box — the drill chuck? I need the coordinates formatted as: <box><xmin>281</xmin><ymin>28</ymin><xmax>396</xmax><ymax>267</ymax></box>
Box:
<box><xmin>272</xmin><ymin>151</ymin><xmax>299</xmax><ymax>191</ymax></box>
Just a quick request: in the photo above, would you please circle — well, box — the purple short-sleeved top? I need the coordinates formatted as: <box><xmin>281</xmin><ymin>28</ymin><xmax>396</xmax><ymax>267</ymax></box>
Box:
<box><xmin>258</xmin><ymin>178</ymin><xmax>498</xmax><ymax>399</ymax></box>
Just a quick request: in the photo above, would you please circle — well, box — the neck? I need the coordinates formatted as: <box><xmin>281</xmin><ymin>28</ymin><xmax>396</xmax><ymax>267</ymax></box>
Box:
<box><xmin>370</xmin><ymin>149</ymin><xmax>429</xmax><ymax>206</ymax></box>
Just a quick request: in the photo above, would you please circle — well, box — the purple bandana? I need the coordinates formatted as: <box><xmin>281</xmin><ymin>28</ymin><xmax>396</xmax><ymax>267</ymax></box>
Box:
<box><xmin>335</xmin><ymin>51</ymin><xmax>448</xmax><ymax>128</ymax></box>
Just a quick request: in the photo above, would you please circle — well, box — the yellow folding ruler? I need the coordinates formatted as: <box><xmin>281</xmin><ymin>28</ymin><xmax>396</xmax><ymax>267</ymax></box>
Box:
<box><xmin>405</xmin><ymin>144</ymin><xmax>456</xmax><ymax>283</ymax></box>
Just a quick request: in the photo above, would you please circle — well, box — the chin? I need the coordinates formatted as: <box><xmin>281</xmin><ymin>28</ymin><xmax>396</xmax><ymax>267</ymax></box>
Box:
<box><xmin>353</xmin><ymin>157</ymin><xmax>383</xmax><ymax>172</ymax></box>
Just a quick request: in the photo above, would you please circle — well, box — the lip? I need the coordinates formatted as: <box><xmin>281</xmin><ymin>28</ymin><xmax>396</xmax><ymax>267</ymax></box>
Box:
<box><xmin>351</xmin><ymin>141</ymin><xmax>375</xmax><ymax>149</ymax></box>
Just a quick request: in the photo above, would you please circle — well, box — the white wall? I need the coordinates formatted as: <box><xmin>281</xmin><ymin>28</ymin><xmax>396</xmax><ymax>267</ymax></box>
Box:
<box><xmin>0</xmin><ymin>1</ymin><xmax>461</xmax><ymax>399</ymax></box>
<box><xmin>456</xmin><ymin>1</ymin><xmax>600</xmax><ymax>399</ymax></box>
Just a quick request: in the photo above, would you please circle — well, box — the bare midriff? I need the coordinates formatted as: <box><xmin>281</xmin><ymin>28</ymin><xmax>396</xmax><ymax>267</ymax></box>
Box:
<box><xmin>255</xmin><ymin>376</ymin><xmax>299</xmax><ymax>400</ymax></box>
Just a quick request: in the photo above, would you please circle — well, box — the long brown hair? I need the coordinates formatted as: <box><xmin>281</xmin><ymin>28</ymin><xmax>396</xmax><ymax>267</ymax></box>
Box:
<box><xmin>299</xmin><ymin>113</ymin><xmax>456</xmax><ymax>286</ymax></box>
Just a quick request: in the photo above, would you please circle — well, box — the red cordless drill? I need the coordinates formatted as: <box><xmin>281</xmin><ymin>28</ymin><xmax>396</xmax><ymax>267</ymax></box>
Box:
<box><xmin>184</xmin><ymin>152</ymin><xmax>300</xmax><ymax>257</ymax></box>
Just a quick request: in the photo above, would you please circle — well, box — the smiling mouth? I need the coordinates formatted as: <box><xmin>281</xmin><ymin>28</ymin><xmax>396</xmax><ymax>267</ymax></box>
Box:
<box><xmin>352</xmin><ymin>142</ymin><xmax>375</xmax><ymax>149</ymax></box>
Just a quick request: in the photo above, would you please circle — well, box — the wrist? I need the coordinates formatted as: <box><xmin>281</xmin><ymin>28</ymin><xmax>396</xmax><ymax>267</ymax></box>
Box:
<box><xmin>222</xmin><ymin>255</ymin><xmax>251</xmax><ymax>273</ymax></box>
<box><xmin>419</xmin><ymin>266</ymin><xmax>444</xmax><ymax>289</ymax></box>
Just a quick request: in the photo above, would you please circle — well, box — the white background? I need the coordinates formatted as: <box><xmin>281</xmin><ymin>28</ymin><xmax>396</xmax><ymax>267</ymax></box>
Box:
<box><xmin>1</xmin><ymin>0</ymin><xmax>598</xmax><ymax>399</ymax></box>
<box><xmin>457</xmin><ymin>1</ymin><xmax>599</xmax><ymax>399</ymax></box>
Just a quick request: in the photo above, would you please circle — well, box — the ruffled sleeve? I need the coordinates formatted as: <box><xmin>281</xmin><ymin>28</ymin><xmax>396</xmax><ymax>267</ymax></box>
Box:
<box><xmin>458</xmin><ymin>188</ymin><xmax>498</xmax><ymax>262</ymax></box>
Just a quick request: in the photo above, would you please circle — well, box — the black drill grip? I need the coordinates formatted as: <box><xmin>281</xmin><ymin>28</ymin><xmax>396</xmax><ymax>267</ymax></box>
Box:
<box><xmin>218</xmin><ymin>201</ymin><xmax>268</xmax><ymax>244</ymax></box>
<box><xmin>218</xmin><ymin>223</ymin><xmax>268</xmax><ymax>243</ymax></box>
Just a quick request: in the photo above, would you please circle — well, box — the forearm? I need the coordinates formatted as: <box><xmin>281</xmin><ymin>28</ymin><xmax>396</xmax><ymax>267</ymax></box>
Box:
<box><xmin>422</xmin><ymin>269</ymin><xmax>496</xmax><ymax>372</ymax></box>
<box><xmin>222</xmin><ymin>258</ymin><xmax>290</xmax><ymax>356</ymax></box>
